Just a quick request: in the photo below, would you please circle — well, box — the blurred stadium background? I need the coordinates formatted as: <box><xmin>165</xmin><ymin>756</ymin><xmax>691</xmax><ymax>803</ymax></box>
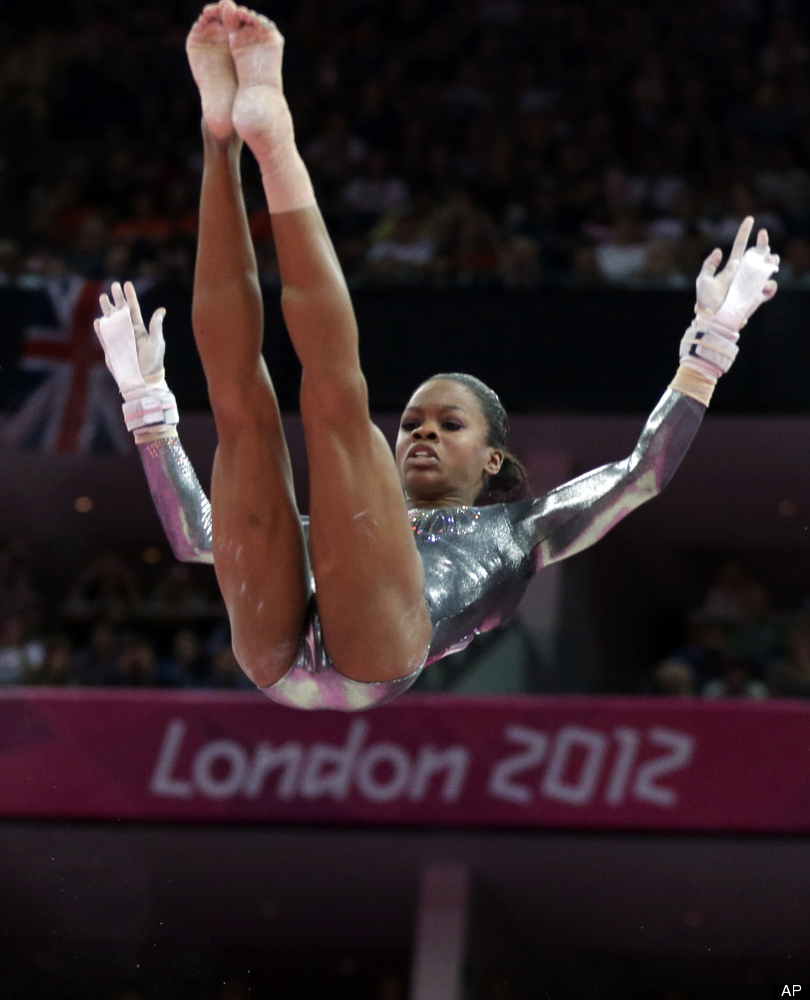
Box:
<box><xmin>1</xmin><ymin>0</ymin><xmax>810</xmax><ymax>997</ymax></box>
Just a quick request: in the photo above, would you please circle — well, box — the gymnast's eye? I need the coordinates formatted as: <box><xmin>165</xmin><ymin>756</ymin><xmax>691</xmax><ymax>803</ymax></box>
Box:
<box><xmin>401</xmin><ymin>420</ymin><xmax>418</xmax><ymax>431</ymax></box>
<box><xmin>443</xmin><ymin>421</ymin><xmax>462</xmax><ymax>431</ymax></box>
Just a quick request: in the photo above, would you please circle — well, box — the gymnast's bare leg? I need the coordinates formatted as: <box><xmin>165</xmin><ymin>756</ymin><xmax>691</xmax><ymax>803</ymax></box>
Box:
<box><xmin>224</xmin><ymin>2</ymin><xmax>432</xmax><ymax>683</ymax></box>
<box><xmin>186</xmin><ymin>3</ymin><xmax>307</xmax><ymax>687</ymax></box>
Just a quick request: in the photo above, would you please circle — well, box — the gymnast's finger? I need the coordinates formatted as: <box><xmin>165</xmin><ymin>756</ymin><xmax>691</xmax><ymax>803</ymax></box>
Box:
<box><xmin>699</xmin><ymin>247</ymin><xmax>723</xmax><ymax>278</ymax></box>
<box><xmin>99</xmin><ymin>293</ymin><xmax>112</xmax><ymax>318</ymax></box>
<box><xmin>730</xmin><ymin>215</ymin><xmax>754</xmax><ymax>262</ymax></box>
<box><xmin>123</xmin><ymin>281</ymin><xmax>145</xmax><ymax>331</ymax></box>
<box><xmin>148</xmin><ymin>307</ymin><xmax>167</xmax><ymax>338</ymax></box>
<box><xmin>756</xmin><ymin>228</ymin><xmax>769</xmax><ymax>253</ymax></box>
<box><xmin>111</xmin><ymin>281</ymin><xmax>126</xmax><ymax>310</ymax></box>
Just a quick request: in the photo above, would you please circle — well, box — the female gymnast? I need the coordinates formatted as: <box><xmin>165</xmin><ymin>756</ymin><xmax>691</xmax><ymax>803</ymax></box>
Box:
<box><xmin>94</xmin><ymin>0</ymin><xmax>779</xmax><ymax>711</ymax></box>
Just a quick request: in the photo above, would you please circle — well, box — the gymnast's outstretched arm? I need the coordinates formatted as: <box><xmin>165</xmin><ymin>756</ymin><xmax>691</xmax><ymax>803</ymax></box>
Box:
<box><xmin>93</xmin><ymin>280</ymin><xmax>213</xmax><ymax>564</ymax></box>
<box><xmin>137</xmin><ymin>436</ymin><xmax>214</xmax><ymax>564</ymax></box>
<box><xmin>513</xmin><ymin>386</ymin><xmax>703</xmax><ymax>568</ymax></box>
<box><xmin>511</xmin><ymin>217</ymin><xmax>779</xmax><ymax>567</ymax></box>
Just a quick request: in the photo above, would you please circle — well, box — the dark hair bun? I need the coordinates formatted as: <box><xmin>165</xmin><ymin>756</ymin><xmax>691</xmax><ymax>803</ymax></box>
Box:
<box><xmin>479</xmin><ymin>451</ymin><xmax>530</xmax><ymax>502</ymax></box>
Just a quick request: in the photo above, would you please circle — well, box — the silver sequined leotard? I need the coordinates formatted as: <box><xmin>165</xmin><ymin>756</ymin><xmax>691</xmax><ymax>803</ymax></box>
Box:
<box><xmin>139</xmin><ymin>388</ymin><xmax>704</xmax><ymax>710</ymax></box>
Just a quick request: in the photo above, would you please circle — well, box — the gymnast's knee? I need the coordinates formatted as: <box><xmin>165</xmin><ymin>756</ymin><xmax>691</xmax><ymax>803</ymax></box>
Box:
<box><xmin>209</xmin><ymin>376</ymin><xmax>282</xmax><ymax>435</ymax></box>
<box><xmin>333</xmin><ymin>613</ymin><xmax>433</xmax><ymax>684</ymax></box>
<box><xmin>334</xmin><ymin>646</ymin><xmax>429</xmax><ymax>685</ymax></box>
<box><xmin>232</xmin><ymin>636</ymin><xmax>299</xmax><ymax>689</ymax></box>
<box><xmin>299</xmin><ymin>370</ymin><xmax>370</xmax><ymax>428</ymax></box>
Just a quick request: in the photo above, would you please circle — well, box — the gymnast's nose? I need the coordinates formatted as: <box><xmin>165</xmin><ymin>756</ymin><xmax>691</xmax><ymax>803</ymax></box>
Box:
<box><xmin>413</xmin><ymin>425</ymin><xmax>438</xmax><ymax>440</ymax></box>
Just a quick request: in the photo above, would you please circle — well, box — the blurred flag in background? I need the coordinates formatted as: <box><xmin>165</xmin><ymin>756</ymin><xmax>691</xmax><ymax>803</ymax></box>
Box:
<box><xmin>1</xmin><ymin>274</ymin><xmax>129</xmax><ymax>454</ymax></box>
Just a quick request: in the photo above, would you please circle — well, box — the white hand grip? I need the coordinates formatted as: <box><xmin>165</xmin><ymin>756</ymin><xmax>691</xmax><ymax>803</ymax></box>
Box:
<box><xmin>714</xmin><ymin>248</ymin><xmax>779</xmax><ymax>330</ymax></box>
<box><xmin>95</xmin><ymin>307</ymin><xmax>147</xmax><ymax>396</ymax></box>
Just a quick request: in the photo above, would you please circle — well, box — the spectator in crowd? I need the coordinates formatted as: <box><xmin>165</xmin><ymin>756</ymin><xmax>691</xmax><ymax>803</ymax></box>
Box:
<box><xmin>0</xmin><ymin>535</ymin><xmax>39</xmax><ymax>619</ymax></box>
<box><xmin>149</xmin><ymin>563</ymin><xmax>210</xmax><ymax>615</ymax></box>
<box><xmin>64</xmin><ymin>550</ymin><xmax>139</xmax><ymax>621</ymax></box>
<box><xmin>364</xmin><ymin>211</ymin><xmax>436</xmax><ymax>284</ymax></box>
<box><xmin>158</xmin><ymin>628</ymin><xmax>211</xmax><ymax>688</ymax></box>
<box><xmin>304</xmin><ymin>112</ymin><xmax>367</xmax><ymax>195</ymax></box>
<box><xmin>594</xmin><ymin>213</ymin><xmax>650</xmax><ymax>283</ymax></box>
<box><xmin>635</xmin><ymin>239</ymin><xmax>690</xmax><ymax>288</ymax></box>
<box><xmin>0</xmin><ymin>613</ymin><xmax>44</xmax><ymax>684</ymax></box>
<box><xmin>698</xmin><ymin>181</ymin><xmax>783</xmax><ymax>249</ymax></box>
<box><xmin>767</xmin><ymin>621</ymin><xmax>810</xmax><ymax>698</ymax></box>
<box><xmin>717</xmin><ymin>577</ymin><xmax>780</xmax><ymax>677</ymax></box>
<box><xmin>340</xmin><ymin>151</ymin><xmax>410</xmax><ymax>232</ymax></box>
<box><xmin>111</xmin><ymin>191</ymin><xmax>172</xmax><ymax>246</ymax></box>
<box><xmin>647</xmin><ymin>658</ymin><xmax>697</xmax><ymax>697</ymax></box>
<box><xmin>702</xmin><ymin>657</ymin><xmax>769</xmax><ymax>698</ymax></box>
<box><xmin>0</xmin><ymin>239</ymin><xmax>22</xmax><ymax>284</ymax></box>
<box><xmin>499</xmin><ymin>235</ymin><xmax>542</xmax><ymax>288</ymax></box>
<box><xmin>654</xmin><ymin>612</ymin><xmax>731</xmax><ymax>692</ymax></box>
<box><xmin>454</xmin><ymin>208</ymin><xmax>503</xmax><ymax>285</ymax></box>
<box><xmin>780</xmin><ymin>236</ymin><xmax>810</xmax><ymax>285</ymax></box>
<box><xmin>112</xmin><ymin>638</ymin><xmax>157</xmax><ymax>687</ymax></box>
<box><xmin>569</xmin><ymin>242</ymin><xmax>602</xmax><ymax>285</ymax></box>
<box><xmin>210</xmin><ymin>644</ymin><xmax>253</xmax><ymax>690</ymax></box>
<box><xmin>70</xmin><ymin>620</ymin><xmax>120</xmax><ymax>686</ymax></box>
<box><xmin>701</xmin><ymin>561</ymin><xmax>773</xmax><ymax>632</ymax></box>
<box><xmin>25</xmin><ymin>634</ymin><xmax>75</xmax><ymax>685</ymax></box>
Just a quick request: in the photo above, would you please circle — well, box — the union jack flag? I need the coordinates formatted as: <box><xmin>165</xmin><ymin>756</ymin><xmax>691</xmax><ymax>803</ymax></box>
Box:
<box><xmin>2</xmin><ymin>276</ymin><xmax>130</xmax><ymax>454</ymax></box>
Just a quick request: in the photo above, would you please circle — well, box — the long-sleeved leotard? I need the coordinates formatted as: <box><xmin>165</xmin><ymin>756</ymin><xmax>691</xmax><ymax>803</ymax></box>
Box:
<box><xmin>138</xmin><ymin>387</ymin><xmax>704</xmax><ymax>710</ymax></box>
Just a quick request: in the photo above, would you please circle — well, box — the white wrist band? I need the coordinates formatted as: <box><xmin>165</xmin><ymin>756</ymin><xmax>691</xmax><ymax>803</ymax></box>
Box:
<box><xmin>122</xmin><ymin>390</ymin><xmax>179</xmax><ymax>432</ymax></box>
<box><xmin>678</xmin><ymin>319</ymin><xmax>739</xmax><ymax>381</ymax></box>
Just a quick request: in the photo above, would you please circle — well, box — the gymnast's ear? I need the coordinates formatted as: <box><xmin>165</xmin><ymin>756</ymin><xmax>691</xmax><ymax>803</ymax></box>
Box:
<box><xmin>484</xmin><ymin>449</ymin><xmax>504</xmax><ymax>476</ymax></box>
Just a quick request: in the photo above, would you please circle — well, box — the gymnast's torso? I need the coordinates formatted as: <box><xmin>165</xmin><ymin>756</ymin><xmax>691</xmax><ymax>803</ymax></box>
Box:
<box><xmin>138</xmin><ymin>388</ymin><xmax>705</xmax><ymax>710</ymax></box>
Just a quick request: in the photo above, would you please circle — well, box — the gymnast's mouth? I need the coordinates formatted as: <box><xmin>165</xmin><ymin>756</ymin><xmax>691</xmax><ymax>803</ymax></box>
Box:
<box><xmin>406</xmin><ymin>444</ymin><xmax>440</xmax><ymax>465</ymax></box>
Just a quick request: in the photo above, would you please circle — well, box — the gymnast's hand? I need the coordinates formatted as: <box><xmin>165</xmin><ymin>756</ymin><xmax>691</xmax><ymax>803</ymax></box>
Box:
<box><xmin>675</xmin><ymin>218</ymin><xmax>779</xmax><ymax>395</ymax></box>
<box><xmin>94</xmin><ymin>281</ymin><xmax>168</xmax><ymax>392</ymax></box>
<box><xmin>695</xmin><ymin>215</ymin><xmax>779</xmax><ymax>324</ymax></box>
<box><xmin>94</xmin><ymin>281</ymin><xmax>177</xmax><ymax>435</ymax></box>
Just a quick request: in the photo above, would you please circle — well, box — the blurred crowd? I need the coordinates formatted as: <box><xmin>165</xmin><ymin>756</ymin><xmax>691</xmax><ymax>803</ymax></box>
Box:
<box><xmin>4</xmin><ymin>1</ymin><xmax>810</xmax><ymax>291</ymax></box>
<box><xmin>0</xmin><ymin>533</ymin><xmax>250</xmax><ymax>690</ymax></box>
<box><xmin>646</xmin><ymin>559</ymin><xmax>810</xmax><ymax>699</ymax></box>
<box><xmin>3</xmin><ymin>529</ymin><xmax>810</xmax><ymax>698</ymax></box>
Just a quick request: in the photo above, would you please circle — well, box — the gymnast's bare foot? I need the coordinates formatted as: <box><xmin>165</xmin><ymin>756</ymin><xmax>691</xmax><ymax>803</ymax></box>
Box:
<box><xmin>186</xmin><ymin>2</ymin><xmax>237</xmax><ymax>142</ymax></box>
<box><xmin>223</xmin><ymin>2</ymin><xmax>293</xmax><ymax>169</ymax></box>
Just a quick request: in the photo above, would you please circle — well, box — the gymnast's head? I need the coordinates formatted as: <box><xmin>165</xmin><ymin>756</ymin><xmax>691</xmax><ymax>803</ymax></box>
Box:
<box><xmin>395</xmin><ymin>372</ymin><xmax>529</xmax><ymax>509</ymax></box>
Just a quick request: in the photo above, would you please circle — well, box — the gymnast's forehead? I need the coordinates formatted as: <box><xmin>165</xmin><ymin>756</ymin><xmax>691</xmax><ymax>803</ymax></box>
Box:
<box><xmin>402</xmin><ymin>378</ymin><xmax>483</xmax><ymax>415</ymax></box>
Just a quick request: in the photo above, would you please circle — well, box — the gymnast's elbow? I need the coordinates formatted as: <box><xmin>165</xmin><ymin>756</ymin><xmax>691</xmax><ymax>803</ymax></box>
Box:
<box><xmin>168</xmin><ymin>535</ymin><xmax>215</xmax><ymax>565</ymax></box>
<box><xmin>624</xmin><ymin>449</ymin><xmax>671</xmax><ymax>502</ymax></box>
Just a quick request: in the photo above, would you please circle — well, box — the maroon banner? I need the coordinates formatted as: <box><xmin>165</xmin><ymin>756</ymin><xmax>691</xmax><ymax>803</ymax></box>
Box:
<box><xmin>1</xmin><ymin>690</ymin><xmax>809</xmax><ymax>832</ymax></box>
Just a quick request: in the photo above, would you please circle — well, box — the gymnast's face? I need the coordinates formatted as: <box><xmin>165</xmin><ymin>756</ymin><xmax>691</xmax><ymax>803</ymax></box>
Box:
<box><xmin>396</xmin><ymin>379</ymin><xmax>504</xmax><ymax>508</ymax></box>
